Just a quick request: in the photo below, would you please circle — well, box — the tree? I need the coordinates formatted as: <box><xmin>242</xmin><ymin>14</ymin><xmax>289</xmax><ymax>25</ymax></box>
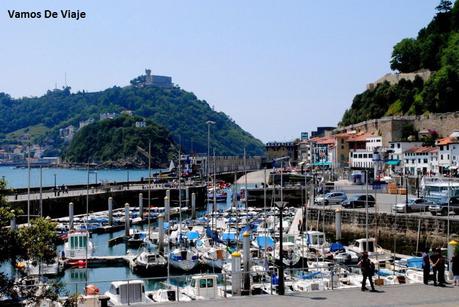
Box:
<box><xmin>0</xmin><ymin>178</ymin><xmax>60</xmax><ymax>303</ymax></box>
<box><xmin>436</xmin><ymin>0</ymin><xmax>453</xmax><ymax>13</ymax></box>
<box><xmin>390</xmin><ymin>38</ymin><xmax>421</xmax><ymax>72</ymax></box>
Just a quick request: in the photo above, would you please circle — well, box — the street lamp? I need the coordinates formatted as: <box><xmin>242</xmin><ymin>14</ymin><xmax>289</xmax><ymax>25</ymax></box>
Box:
<box><xmin>275</xmin><ymin>201</ymin><xmax>288</xmax><ymax>295</ymax></box>
<box><xmin>206</xmin><ymin>120</ymin><xmax>215</xmax><ymax>183</ymax></box>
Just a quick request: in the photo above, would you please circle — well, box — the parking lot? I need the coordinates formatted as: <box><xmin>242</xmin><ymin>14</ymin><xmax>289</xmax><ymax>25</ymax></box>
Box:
<box><xmin>312</xmin><ymin>185</ymin><xmax>459</xmax><ymax>220</ymax></box>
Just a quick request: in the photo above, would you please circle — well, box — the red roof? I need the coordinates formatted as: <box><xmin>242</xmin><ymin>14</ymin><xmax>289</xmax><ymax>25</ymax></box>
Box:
<box><xmin>435</xmin><ymin>137</ymin><xmax>457</xmax><ymax>146</ymax></box>
<box><xmin>310</xmin><ymin>136</ymin><xmax>335</xmax><ymax>145</ymax></box>
<box><xmin>346</xmin><ymin>132</ymin><xmax>374</xmax><ymax>142</ymax></box>
<box><xmin>405</xmin><ymin>146</ymin><xmax>437</xmax><ymax>154</ymax></box>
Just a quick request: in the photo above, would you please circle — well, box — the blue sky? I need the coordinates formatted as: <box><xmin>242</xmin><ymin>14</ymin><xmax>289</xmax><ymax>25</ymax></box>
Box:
<box><xmin>0</xmin><ymin>0</ymin><xmax>439</xmax><ymax>142</ymax></box>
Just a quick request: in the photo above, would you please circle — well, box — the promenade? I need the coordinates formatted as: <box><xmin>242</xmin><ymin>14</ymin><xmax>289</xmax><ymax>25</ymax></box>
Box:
<box><xmin>146</xmin><ymin>284</ymin><xmax>459</xmax><ymax>307</ymax></box>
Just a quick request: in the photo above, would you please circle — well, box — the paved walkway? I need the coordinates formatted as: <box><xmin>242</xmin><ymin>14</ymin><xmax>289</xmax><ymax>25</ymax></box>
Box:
<box><xmin>236</xmin><ymin>170</ymin><xmax>269</xmax><ymax>185</ymax></box>
<box><xmin>288</xmin><ymin>208</ymin><xmax>302</xmax><ymax>235</ymax></box>
<box><xmin>144</xmin><ymin>284</ymin><xmax>459</xmax><ymax>307</ymax></box>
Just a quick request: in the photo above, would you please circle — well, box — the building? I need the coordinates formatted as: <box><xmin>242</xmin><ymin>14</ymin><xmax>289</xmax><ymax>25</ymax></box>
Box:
<box><xmin>145</xmin><ymin>69</ymin><xmax>173</xmax><ymax>88</ymax></box>
<box><xmin>436</xmin><ymin>132</ymin><xmax>459</xmax><ymax>174</ymax></box>
<box><xmin>59</xmin><ymin>125</ymin><xmax>76</xmax><ymax>142</ymax></box>
<box><xmin>386</xmin><ymin>141</ymin><xmax>423</xmax><ymax>175</ymax></box>
<box><xmin>79</xmin><ymin>118</ymin><xmax>95</xmax><ymax>129</ymax></box>
<box><xmin>310</xmin><ymin>127</ymin><xmax>335</xmax><ymax>138</ymax></box>
<box><xmin>135</xmin><ymin>121</ymin><xmax>147</xmax><ymax>128</ymax></box>
<box><xmin>403</xmin><ymin>146</ymin><xmax>438</xmax><ymax>176</ymax></box>
<box><xmin>265</xmin><ymin>142</ymin><xmax>298</xmax><ymax>163</ymax></box>
<box><xmin>100</xmin><ymin>113</ymin><xmax>117</xmax><ymax>121</ymax></box>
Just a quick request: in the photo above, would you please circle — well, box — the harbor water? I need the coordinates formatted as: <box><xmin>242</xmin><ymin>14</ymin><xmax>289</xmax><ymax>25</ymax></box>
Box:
<box><xmin>0</xmin><ymin>167</ymin><xmax>163</xmax><ymax>188</ymax></box>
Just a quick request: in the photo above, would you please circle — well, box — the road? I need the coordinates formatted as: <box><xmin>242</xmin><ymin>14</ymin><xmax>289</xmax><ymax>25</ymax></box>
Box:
<box><xmin>144</xmin><ymin>284</ymin><xmax>459</xmax><ymax>307</ymax></box>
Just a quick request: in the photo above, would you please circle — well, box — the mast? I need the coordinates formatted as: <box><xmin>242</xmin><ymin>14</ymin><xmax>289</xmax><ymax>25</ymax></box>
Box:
<box><xmin>178</xmin><ymin>143</ymin><xmax>182</xmax><ymax>234</ymax></box>
<box><xmin>39</xmin><ymin>166</ymin><xmax>43</xmax><ymax>217</ymax></box>
<box><xmin>244</xmin><ymin>147</ymin><xmax>248</xmax><ymax>213</ymax></box>
<box><xmin>148</xmin><ymin>141</ymin><xmax>152</xmax><ymax>240</ymax></box>
<box><xmin>27</xmin><ymin>144</ymin><xmax>31</xmax><ymax>225</ymax></box>
<box><xmin>212</xmin><ymin>148</ymin><xmax>216</xmax><ymax>241</ymax></box>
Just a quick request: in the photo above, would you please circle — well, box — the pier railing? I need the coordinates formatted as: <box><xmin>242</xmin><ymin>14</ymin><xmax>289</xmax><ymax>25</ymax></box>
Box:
<box><xmin>15</xmin><ymin>262</ymin><xmax>422</xmax><ymax>305</ymax></box>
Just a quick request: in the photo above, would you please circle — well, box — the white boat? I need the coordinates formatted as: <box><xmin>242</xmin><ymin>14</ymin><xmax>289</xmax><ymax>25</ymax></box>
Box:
<box><xmin>104</xmin><ymin>280</ymin><xmax>154</xmax><ymax>305</ymax></box>
<box><xmin>297</xmin><ymin>231</ymin><xmax>330</xmax><ymax>256</ymax></box>
<box><xmin>200</xmin><ymin>246</ymin><xmax>228</xmax><ymax>270</ymax></box>
<box><xmin>181</xmin><ymin>274</ymin><xmax>229</xmax><ymax>300</ymax></box>
<box><xmin>272</xmin><ymin>240</ymin><xmax>301</xmax><ymax>268</ymax></box>
<box><xmin>168</xmin><ymin>247</ymin><xmax>199</xmax><ymax>272</ymax></box>
<box><xmin>346</xmin><ymin>238</ymin><xmax>391</xmax><ymax>262</ymax></box>
<box><xmin>148</xmin><ymin>288</ymin><xmax>192</xmax><ymax>303</ymax></box>
<box><xmin>24</xmin><ymin>259</ymin><xmax>60</xmax><ymax>277</ymax></box>
<box><xmin>63</xmin><ymin>231</ymin><xmax>94</xmax><ymax>260</ymax></box>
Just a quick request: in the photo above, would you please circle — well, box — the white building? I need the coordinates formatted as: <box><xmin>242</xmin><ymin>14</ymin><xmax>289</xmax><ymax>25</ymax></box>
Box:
<box><xmin>436</xmin><ymin>132</ymin><xmax>459</xmax><ymax>174</ymax></box>
<box><xmin>403</xmin><ymin>146</ymin><xmax>438</xmax><ymax>176</ymax></box>
<box><xmin>135</xmin><ymin>121</ymin><xmax>147</xmax><ymax>128</ymax></box>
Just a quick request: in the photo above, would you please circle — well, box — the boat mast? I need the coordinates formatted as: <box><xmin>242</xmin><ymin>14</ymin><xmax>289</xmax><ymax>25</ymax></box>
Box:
<box><xmin>27</xmin><ymin>143</ymin><xmax>31</xmax><ymax>225</ymax></box>
<box><xmin>212</xmin><ymin>148</ymin><xmax>216</xmax><ymax>243</ymax></box>
<box><xmin>178</xmin><ymin>143</ymin><xmax>182</xmax><ymax>235</ymax></box>
<box><xmin>148</xmin><ymin>141</ymin><xmax>152</xmax><ymax>240</ymax></box>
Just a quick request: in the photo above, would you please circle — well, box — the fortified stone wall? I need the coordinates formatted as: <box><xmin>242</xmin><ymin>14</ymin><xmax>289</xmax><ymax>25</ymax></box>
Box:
<box><xmin>335</xmin><ymin>112</ymin><xmax>459</xmax><ymax>145</ymax></box>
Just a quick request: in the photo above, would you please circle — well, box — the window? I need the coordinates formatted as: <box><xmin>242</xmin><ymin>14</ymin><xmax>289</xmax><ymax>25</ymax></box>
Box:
<box><xmin>424</xmin><ymin>159</ymin><xmax>428</xmax><ymax>163</ymax></box>
<box><xmin>391</xmin><ymin>144</ymin><xmax>394</xmax><ymax>148</ymax></box>
<box><xmin>397</xmin><ymin>144</ymin><xmax>400</xmax><ymax>148</ymax></box>
<box><xmin>200</xmin><ymin>279</ymin><xmax>207</xmax><ymax>288</ymax></box>
<box><xmin>206</xmin><ymin>279</ymin><xmax>214</xmax><ymax>288</ymax></box>
<box><xmin>440</xmin><ymin>146</ymin><xmax>444</xmax><ymax>151</ymax></box>
<box><xmin>441</xmin><ymin>154</ymin><xmax>444</xmax><ymax>160</ymax></box>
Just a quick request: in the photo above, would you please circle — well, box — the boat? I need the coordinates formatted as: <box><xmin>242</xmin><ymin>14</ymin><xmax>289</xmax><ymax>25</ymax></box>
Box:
<box><xmin>132</xmin><ymin>244</ymin><xmax>167</xmax><ymax>275</ymax></box>
<box><xmin>180</xmin><ymin>274</ymin><xmax>229</xmax><ymax>300</ymax></box>
<box><xmin>272</xmin><ymin>235</ymin><xmax>301</xmax><ymax>268</ymax></box>
<box><xmin>127</xmin><ymin>230</ymin><xmax>147</xmax><ymax>248</ymax></box>
<box><xmin>104</xmin><ymin>280</ymin><xmax>154</xmax><ymax>305</ymax></box>
<box><xmin>168</xmin><ymin>247</ymin><xmax>199</xmax><ymax>272</ymax></box>
<box><xmin>346</xmin><ymin>238</ymin><xmax>391</xmax><ymax>262</ymax></box>
<box><xmin>63</xmin><ymin>230</ymin><xmax>94</xmax><ymax>260</ymax></box>
<box><xmin>200</xmin><ymin>246</ymin><xmax>229</xmax><ymax>270</ymax></box>
<box><xmin>207</xmin><ymin>190</ymin><xmax>228</xmax><ymax>202</ymax></box>
<box><xmin>23</xmin><ymin>258</ymin><xmax>61</xmax><ymax>277</ymax></box>
<box><xmin>148</xmin><ymin>288</ymin><xmax>192</xmax><ymax>303</ymax></box>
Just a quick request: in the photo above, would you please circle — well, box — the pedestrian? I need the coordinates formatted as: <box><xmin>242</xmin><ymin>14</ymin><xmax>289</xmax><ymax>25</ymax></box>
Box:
<box><xmin>434</xmin><ymin>249</ymin><xmax>446</xmax><ymax>287</ymax></box>
<box><xmin>358</xmin><ymin>252</ymin><xmax>376</xmax><ymax>292</ymax></box>
<box><xmin>430</xmin><ymin>248</ymin><xmax>439</xmax><ymax>286</ymax></box>
<box><xmin>298</xmin><ymin>220</ymin><xmax>302</xmax><ymax>232</ymax></box>
<box><xmin>452</xmin><ymin>251</ymin><xmax>459</xmax><ymax>286</ymax></box>
<box><xmin>422</xmin><ymin>249</ymin><xmax>431</xmax><ymax>285</ymax></box>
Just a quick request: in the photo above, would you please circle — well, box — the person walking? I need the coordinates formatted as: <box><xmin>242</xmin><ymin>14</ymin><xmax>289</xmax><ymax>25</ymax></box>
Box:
<box><xmin>422</xmin><ymin>249</ymin><xmax>431</xmax><ymax>285</ymax></box>
<box><xmin>435</xmin><ymin>250</ymin><xmax>446</xmax><ymax>287</ymax></box>
<box><xmin>452</xmin><ymin>251</ymin><xmax>459</xmax><ymax>286</ymax></box>
<box><xmin>358</xmin><ymin>252</ymin><xmax>376</xmax><ymax>292</ymax></box>
<box><xmin>430</xmin><ymin>248</ymin><xmax>440</xmax><ymax>286</ymax></box>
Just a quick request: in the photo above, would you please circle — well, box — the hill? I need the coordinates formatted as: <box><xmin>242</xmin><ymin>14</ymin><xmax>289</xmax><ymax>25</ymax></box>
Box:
<box><xmin>0</xmin><ymin>76</ymin><xmax>265</xmax><ymax>158</ymax></box>
<box><xmin>64</xmin><ymin>116</ymin><xmax>175</xmax><ymax>166</ymax></box>
<box><xmin>340</xmin><ymin>0</ymin><xmax>459</xmax><ymax>126</ymax></box>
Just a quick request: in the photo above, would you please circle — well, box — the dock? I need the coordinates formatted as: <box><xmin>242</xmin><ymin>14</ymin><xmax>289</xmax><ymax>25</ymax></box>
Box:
<box><xmin>64</xmin><ymin>255</ymin><xmax>136</xmax><ymax>268</ymax></box>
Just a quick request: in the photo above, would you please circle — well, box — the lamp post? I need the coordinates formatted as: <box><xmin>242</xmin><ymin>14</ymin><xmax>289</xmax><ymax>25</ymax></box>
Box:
<box><xmin>54</xmin><ymin>173</ymin><xmax>57</xmax><ymax>196</ymax></box>
<box><xmin>275</xmin><ymin>201</ymin><xmax>287</xmax><ymax>295</ymax></box>
<box><xmin>206</xmin><ymin>121</ymin><xmax>215</xmax><ymax>185</ymax></box>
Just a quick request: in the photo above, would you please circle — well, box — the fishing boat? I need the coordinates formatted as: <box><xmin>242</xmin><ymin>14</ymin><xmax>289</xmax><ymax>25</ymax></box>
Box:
<box><xmin>180</xmin><ymin>274</ymin><xmax>229</xmax><ymax>299</ymax></box>
<box><xmin>105</xmin><ymin>280</ymin><xmax>154</xmax><ymax>305</ymax></box>
<box><xmin>200</xmin><ymin>246</ymin><xmax>229</xmax><ymax>270</ymax></box>
<box><xmin>63</xmin><ymin>230</ymin><xmax>94</xmax><ymax>260</ymax></box>
<box><xmin>148</xmin><ymin>288</ymin><xmax>192</xmax><ymax>303</ymax></box>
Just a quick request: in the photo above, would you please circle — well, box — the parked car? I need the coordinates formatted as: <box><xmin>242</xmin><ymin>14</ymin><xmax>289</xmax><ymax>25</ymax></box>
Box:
<box><xmin>392</xmin><ymin>198</ymin><xmax>434</xmax><ymax>213</ymax></box>
<box><xmin>429</xmin><ymin>196</ymin><xmax>459</xmax><ymax>216</ymax></box>
<box><xmin>314</xmin><ymin>192</ymin><xmax>347</xmax><ymax>205</ymax></box>
<box><xmin>341</xmin><ymin>194</ymin><xmax>375</xmax><ymax>208</ymax></box>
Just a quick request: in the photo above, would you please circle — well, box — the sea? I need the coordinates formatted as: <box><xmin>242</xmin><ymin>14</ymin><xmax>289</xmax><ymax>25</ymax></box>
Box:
<box><xmin>0</xmin><ymin>166</ymin><xmax>163</xmax><ymax>189</ymax></box>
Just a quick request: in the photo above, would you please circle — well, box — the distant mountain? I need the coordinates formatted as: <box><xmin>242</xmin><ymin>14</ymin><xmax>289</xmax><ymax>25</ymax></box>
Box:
<box><xmin>0</xmin><ymin>75</ymin><xmax>265</xmax><ymax>159</ymax></box>
<box><xmin>340</xmin><ymin>0</ymin><xmax>459</xmax><ymax>126</ymax></box>
<box><xmin>64</xmin><ymin>116</ymin><xmax>175</xmax><ymax>166</ymax></box>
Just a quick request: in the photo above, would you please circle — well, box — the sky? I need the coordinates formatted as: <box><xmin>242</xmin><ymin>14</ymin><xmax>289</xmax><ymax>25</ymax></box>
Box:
<box><xmin>0</xmin><ymin>0</ymin><xmax>440</xmax><ymax>143</ymax></box>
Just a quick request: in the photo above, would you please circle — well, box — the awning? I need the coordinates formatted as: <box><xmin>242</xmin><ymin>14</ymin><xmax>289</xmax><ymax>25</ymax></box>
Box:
<box><xmin>385</xmin><ymin>160</ymin><xmax>400</xmax><ymax>166</ymax></box>
<box><xmin>312</xmin><ymin>161</ymin><xmax>332</xmax><ymax>166</ymax></box>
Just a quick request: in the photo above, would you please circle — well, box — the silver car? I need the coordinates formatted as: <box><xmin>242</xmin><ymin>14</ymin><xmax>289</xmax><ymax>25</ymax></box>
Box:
<box><xmin>314</xmin><ymin>192</ymin><xmax>347</xmax><ymax>205</ymax></box>
<box><xmin>393</xmin><ymin>198</ymin><xmax>433</xmax><ymax>213</ymax></box>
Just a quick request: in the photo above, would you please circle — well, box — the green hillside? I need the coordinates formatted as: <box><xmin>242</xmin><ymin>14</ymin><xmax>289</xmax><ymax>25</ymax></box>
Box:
<box><xmin>340</xmin><ymin>0</ymin><xmax>459</xmax><ymax>126</ymax></box>
<box><xmin>0</xmin><ymin>78</ymin><xmax>264</xmax><ymax>158</ymax></box>
<box><xmin>64</xmin><ymin>116</ymin><xmax>175</xmax><ymax>165</ymax></box>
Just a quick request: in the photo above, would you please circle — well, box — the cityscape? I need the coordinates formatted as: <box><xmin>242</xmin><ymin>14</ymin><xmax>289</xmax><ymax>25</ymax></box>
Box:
<box><xmin>1</xmin><ymin>1</ymin><xmax>459</xmax><ymax>307</ymax></box>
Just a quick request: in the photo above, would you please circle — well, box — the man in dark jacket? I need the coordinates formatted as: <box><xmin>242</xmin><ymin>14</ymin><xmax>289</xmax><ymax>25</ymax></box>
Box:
<box><xmin>359</xmin><ymin>252</ymin><xmax>376</xmax><ymax>292</ymax></box>
<box><xmin>422</xmin><ymin>250</ymin><xmax>431</xmax><ymax>285</ymax></box>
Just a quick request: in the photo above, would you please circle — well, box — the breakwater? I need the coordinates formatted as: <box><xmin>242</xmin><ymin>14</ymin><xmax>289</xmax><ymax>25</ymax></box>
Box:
<box><xmin>303</xmin><ymin>207</ymin><xmax>458</xmax><ymax>254</ymax></box>
<box><xmin>8</xmin><ymin>185</ymin><xmax>207</xmax><ymax>223</ymax></box>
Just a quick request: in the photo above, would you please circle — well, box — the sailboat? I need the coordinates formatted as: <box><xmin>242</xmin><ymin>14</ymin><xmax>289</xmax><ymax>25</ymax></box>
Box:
<box><xmin>132</xmin><ymin>243</ymin><xmax>167</xmax><ymax>275</ymax></box>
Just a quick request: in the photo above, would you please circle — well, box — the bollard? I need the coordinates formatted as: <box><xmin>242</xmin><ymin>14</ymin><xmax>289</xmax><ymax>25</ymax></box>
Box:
<box><xmin>186</xmin><ymin>187</ymin><xmax>190</xmax><ymax>207</ymax></box>
<box><xmin>448</xmin><ymin>240</ymin><xmax>458</xmax><ymax>281</ymax></box>
<box><xmin>242</xmin><ymin>231</ymin><xmax>251</xmax><ymax>293</ymax></box>
<box><xmin>10</xmin><ymin>216</ymin><xmax>16</xmax><ymax>230</ymax></box>
<box><xmin>191</xmin><ymin>192</ymin><xmax>196</xmax><ymax>219</ymax></box>
<box><xmin>69</xmin><ymin>202</ymin><xmax>74</xmax><ymax>230</ymax></box>
<box><xmin>138</xmin><ymin>193</ymin><xmax>144</xmax><ymax>219</ymax></box>
<box><xmin>164</xmin><ymin>196</ymin><xmax>170</xmax><ymax>222</ymax></box>
<box><xmin>124</xmin><ymin>203</ymin><xmax>130</xmax><ymax>237</ymax></box>
<box><xmin>158</xmin><ymin>214</ymin><xmax>164</xmax><ymax>253</ymax></box>
<box><xmin>108</xmin><ymin>197</ymin><xmax>113</xmax><ymax>226</ymax></box>
<box><xmin>335</xmin><ymin>208</ymin><xmax>342</xmax><ymax>241</ymax></box>
<box><xmin>231</xmin><ymin>251</ymin><xmax>241</xmax><ymax>296</ymax></box>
